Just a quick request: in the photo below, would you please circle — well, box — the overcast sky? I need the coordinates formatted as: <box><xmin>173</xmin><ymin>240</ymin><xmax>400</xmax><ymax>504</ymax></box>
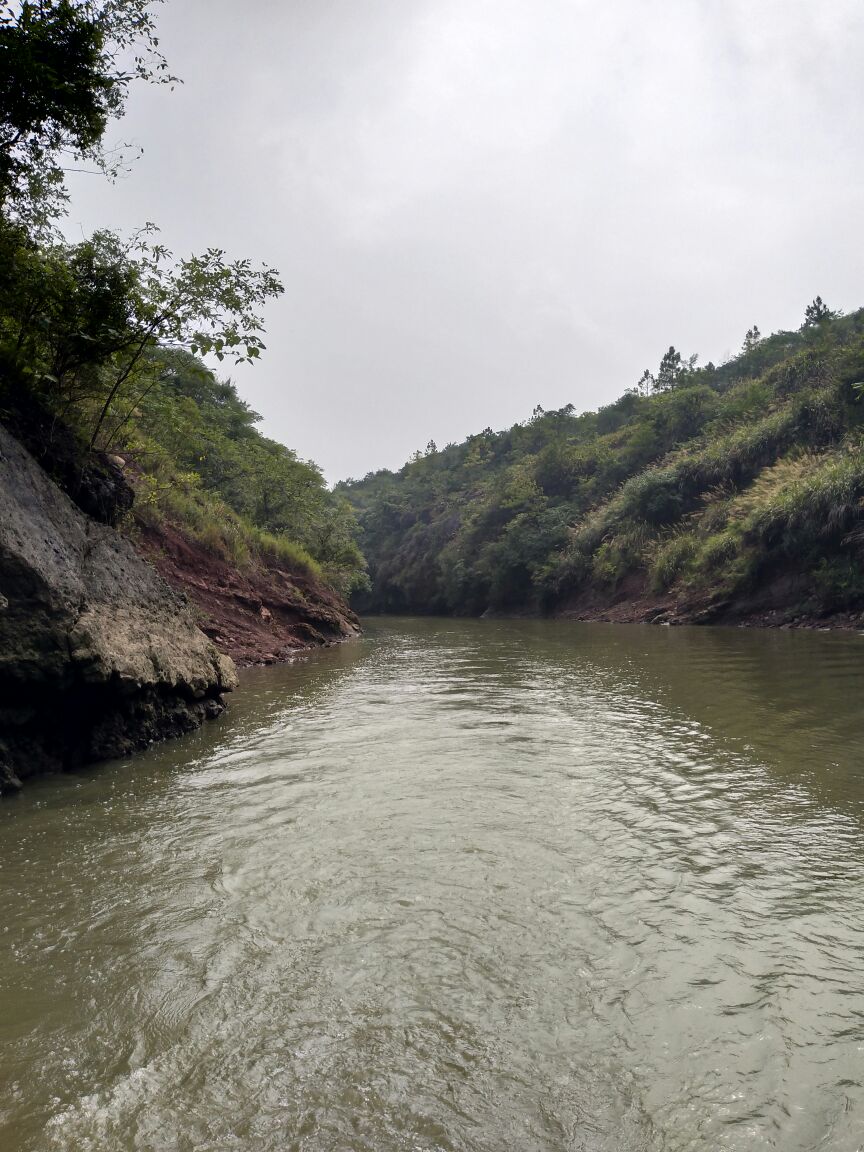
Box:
<box><xmin>65</xmin><ymin>0</ymin><xmax>864</xmax><ymax>482</ymax></box>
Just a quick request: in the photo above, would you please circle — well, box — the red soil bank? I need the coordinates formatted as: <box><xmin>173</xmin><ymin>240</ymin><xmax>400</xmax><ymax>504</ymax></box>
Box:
<box><xmin>138</xmin><ymin>521</ymin><xmax>360</xmax><ymax>667</ymax></box>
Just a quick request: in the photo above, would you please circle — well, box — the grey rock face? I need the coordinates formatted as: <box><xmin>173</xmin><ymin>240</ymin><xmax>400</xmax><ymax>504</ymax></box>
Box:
<box><xmin>0</xmin><ymin>423</ymin><xmax>237</xmax><ymax>792</ymax></box>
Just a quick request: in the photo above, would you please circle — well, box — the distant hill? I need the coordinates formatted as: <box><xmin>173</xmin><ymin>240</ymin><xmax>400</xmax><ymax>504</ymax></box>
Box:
<box><xmin>340</xmin><ymin>305</ymin><xmax>864</xmax><ymax>626</ymax></box>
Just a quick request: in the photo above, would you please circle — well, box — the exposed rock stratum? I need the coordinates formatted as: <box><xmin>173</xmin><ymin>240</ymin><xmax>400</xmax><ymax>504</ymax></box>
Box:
<box><xmin>0</xmin><ymin>422</ymin><xmax>236</xmax><ymax>793</ymax></box>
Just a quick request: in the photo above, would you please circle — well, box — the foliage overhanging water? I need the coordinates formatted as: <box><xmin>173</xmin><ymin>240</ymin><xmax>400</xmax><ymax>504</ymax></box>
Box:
<box><xmin>2</xmin><ymin>619</ymin><xmax>864</xmax><ymax>1151</ymax></box>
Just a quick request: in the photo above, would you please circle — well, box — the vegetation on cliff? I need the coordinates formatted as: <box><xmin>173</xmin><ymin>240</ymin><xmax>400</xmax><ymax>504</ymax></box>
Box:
<box><xmin>0</xmin><ymin>1</ymin><xmax>366</xmax><ymax>604</ymax></box>
<box><xmin>126</xmin><ymin>348</ymin><xmax>367</xmax><ymax>596</ymax></box>
<box><xmin>341</xmin><ymin>306</ymin><xmax>864</xmax><ymax>622</ymax></box>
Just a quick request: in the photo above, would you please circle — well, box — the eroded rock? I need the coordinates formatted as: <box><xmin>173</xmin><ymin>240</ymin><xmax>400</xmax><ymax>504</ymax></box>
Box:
<box><xmin>0</xmin><ymin>423</ymin><xmax>236</xmax><ymax>792</ymax></box>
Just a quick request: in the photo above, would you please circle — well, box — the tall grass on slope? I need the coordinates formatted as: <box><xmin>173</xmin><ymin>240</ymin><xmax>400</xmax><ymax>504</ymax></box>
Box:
<box><xmin>134</xmin><ymin>469</ymin><xmax>323</xmax><ymax>580</ymax></box>
<box><xmin>735</xmin><ymin>449</ymin><xmax>864</xmax><ymax>552</ymax></box>
<box><xmin>651</xmin><ymin>447</ymin><xmax>864</xmax><ymax>603</ymax></box>
<box><xmin>549</xmin><ymin>384</ymin><xmax>848</xmax><ymax>599</ymax></box>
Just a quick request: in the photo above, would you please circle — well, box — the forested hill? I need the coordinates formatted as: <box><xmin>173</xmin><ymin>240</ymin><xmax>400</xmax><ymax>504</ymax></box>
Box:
<box><xmin>340</xmin><ymin>305</ymin><xmax>864</xmax><ymax>625</ymax></box>
<box><xmin>0</xmin><ymin>1</ymin><xmax>369</xmax><ymax>666</ymax></box>
<box><xmin>0</xmin><ymin>224</ymin><xmax>369</xmax><ymax>663</ymax></box>
<box><xmin>0</xmin><ymin>337</ymin><xmax>368</xmax><ymax>660</ymax></box>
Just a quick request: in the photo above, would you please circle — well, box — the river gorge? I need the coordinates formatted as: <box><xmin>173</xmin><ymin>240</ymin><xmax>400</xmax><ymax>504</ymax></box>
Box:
<box><xmin>2</xmin><ymin>619</ymin><xmax>864</xmax><ymax>1151</ymax></box>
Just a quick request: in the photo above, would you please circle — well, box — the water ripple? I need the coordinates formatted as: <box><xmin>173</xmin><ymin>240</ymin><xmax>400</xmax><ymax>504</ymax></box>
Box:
<box><xmin>2</xmin><ymin>619</ymin><xmax>864</xmax><ymax>1150</ymax></box>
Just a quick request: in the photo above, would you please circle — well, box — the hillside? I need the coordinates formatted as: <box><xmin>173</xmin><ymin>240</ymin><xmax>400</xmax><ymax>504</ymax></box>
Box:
<box><xmin>102</xmin><ymin>346</ymin><xmax>365</xmax><ymax>661</ymax></box>
<box><xmin>0</xmin><ymin>0</ymin><xmax>365</xmax><ymax>786</ymax></box>
<box><xmin>0</xmin><ymin>347</ymin><xmax>365</xmax><ymax>664</ymax></box>
<box><xmin>341</xmin><ymin>305</ymin><xmax>864</xmax><ymax>627</ymax></box>
<box><xmin>0</xmin><ymin>0</ymin><xmax>369</xmax><ymax>674</ymax></box>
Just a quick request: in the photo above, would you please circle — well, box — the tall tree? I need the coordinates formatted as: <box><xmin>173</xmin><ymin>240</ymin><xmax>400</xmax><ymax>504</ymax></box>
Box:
<box><xmin>655</xmin><ymin>346</ymin><xmax>682</xmax><ymax>391</ymax></box>
<box><xmin>636</xmin><ymin>368</ymin><xmax>654</xmax><ymax>396</ymax></box>
<box><xmin>0</xmin><ymin>0</ymin><xmax>173</xmax><ymax>228</ymax></box>
<box><xmin>803</xmin><ymin>296</ymin><xmax>836</xmax><ymax>328</ymax></box>
<box><xmin>0</xmin><ymin>3</ymin><xmax>284</xmax><ymax>460</ymax></box>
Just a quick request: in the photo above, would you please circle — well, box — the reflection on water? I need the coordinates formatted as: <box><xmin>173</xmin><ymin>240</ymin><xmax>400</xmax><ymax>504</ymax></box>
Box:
<box><xmin>2</xmin><ymin>619</ymin><xmax>864</xmax><ymax>1151</ymax></box>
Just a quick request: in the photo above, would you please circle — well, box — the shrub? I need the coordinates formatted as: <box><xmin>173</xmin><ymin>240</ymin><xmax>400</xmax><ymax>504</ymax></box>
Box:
<box><xmin>617</xmin><ymin>467</ymin><xmax>683</xmax><ymax>525</ymax></box>
<box><xmin>590</xmin><ymin>526</ymin><xmax>651</xmax><ymax>587</ymax></box>
<box><xmin>255</xmin><ymin>532</ymin><xmax>322</xmax><ymax>578</ymax></box>
<box><xmin>698</xmin><ymin>530</ymin><xmax>740</xmax><ymax>569</ymax></box>
<box><xmin>649</xmin><ymin>533</ymin><xmax>698</xmax><ymax>592</ymax></box>
<box><xmin>811</xmin><ymin>556</ymin><xmax>864</xmax><ymax>610</ymax></box>
<box><xmin>738</xmin><ymin>450</ymin><xmax>864</xmax><ymax>551</ymax></box>
<box><xmin>197</xmin><ymin>521</ymin><xmax>230</xmax><ymax>560</ymax></box>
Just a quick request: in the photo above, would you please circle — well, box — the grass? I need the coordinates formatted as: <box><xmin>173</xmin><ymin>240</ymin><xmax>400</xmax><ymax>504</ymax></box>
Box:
<box><xmin>647</xmin><ymin>445</ymin><xmax>864</xmax><ymax>603</ymax></box>
<box><xmin>132</xmin><ymin>458</ymin><xmax>323</xmax><ymax>579</ymax></box>
<box><xmin>549</xmin><ymin>381</ymin><xmax>854</xmax><ymax>599</ymax></box>
<box><xmin>648</xmin><ymin>532</ymin><xmax>698</xmax><ymax>592</ymax></box>
<box><xmin>735</xmin><ymin>449</ymin><xmax>864</xmax><ymax>549</ymax></box>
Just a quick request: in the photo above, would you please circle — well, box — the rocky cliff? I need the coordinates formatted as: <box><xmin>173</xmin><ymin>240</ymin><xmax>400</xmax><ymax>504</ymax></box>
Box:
<box><xmin>0</xmin><ymin>423</ymin><xmax>237</xmax><ymax>793</ymax></box>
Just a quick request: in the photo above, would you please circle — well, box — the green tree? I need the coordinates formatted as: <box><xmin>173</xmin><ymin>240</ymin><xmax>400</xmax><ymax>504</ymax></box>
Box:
<box><xmin>0</xmin><ymin>227</ymin><xmax>283</xmax><ymax>451</ymax></box>
<box><xmin>655</xmin><ymin>346</ymin><xmax>682</xmax><ymax>391</ymax></box>
<box><xmin>342</xmin><ymin>303</ymin><xmax>864</xmax><ymax>617</ymax></box>
<box><xmin>636</xmin><ymin>368</ymin><xmax>654</xmax><ymax>396</ymax></box>
<box><xmin>0</xmin><ymin>0</ymin><xmax>173</xmax><ymax>228</ymax></box>
<box><xmin>803</xmin><ymin>296</ymin><xmax>835</xmax><ymax>328</ymax></box>
<box><xmin>653</xmin><ymin>346</ymin><xmax>698</xmax><ymax>391</ymax></box>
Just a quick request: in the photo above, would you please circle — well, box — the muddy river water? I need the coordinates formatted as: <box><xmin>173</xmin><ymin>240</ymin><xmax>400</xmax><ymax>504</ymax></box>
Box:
<box><xmin>2</xmin><ymin>618</ymin><xmax>864</xmax><ymax>1150</ymax></box>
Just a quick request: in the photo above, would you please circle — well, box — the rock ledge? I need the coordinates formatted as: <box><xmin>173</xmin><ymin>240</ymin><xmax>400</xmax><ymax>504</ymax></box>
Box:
<box><xmin>0</xmin><ymin>423</ymin><xmax>236</xmax><ymax>792</ymax></box>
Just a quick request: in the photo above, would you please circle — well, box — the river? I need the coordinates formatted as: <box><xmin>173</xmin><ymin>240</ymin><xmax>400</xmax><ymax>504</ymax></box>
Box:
<box><xmin>2</xmin><ymin>618</ymin><xmax>864</xmax><ymax>1151</ymax></box>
